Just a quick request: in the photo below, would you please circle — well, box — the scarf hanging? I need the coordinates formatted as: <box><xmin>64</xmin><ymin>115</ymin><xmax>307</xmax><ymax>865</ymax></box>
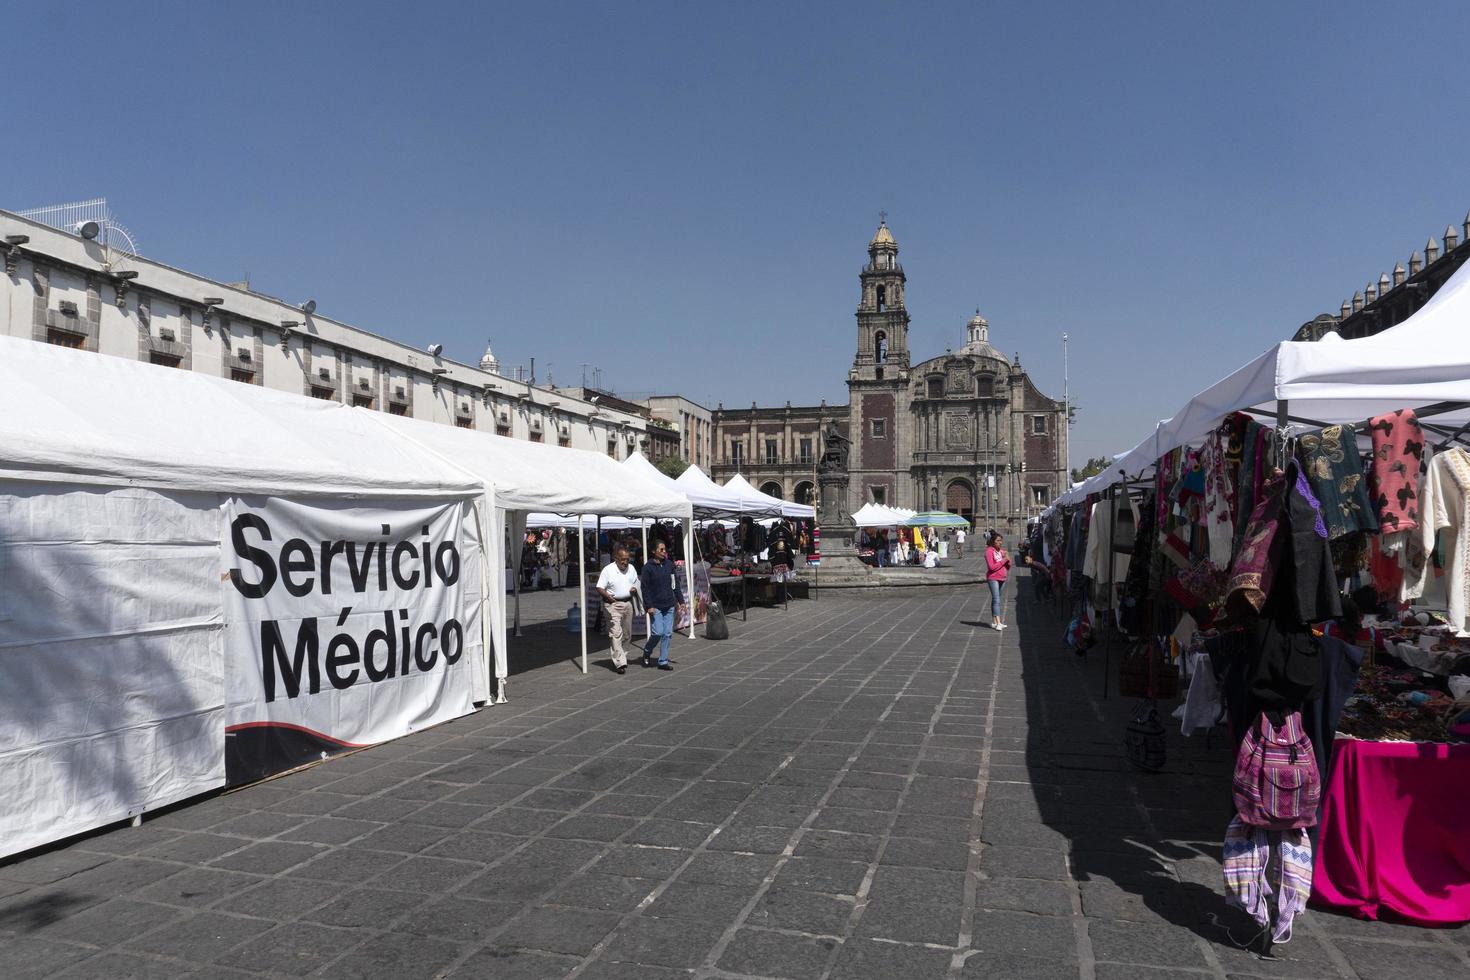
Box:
<box><xmin>1367</xmin><ymin>408</ymin><xmax>1426</xmax><ymax>539</ymax></box>
<box><xmin>1298</xmin><ymin>425</ymin><xmax>1379</xmax><ymax>540</ymax></box>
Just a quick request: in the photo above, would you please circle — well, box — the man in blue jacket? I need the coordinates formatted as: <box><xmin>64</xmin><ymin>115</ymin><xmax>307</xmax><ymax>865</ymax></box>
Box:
<box><xmin>639</xmin><ymin>539</ymin><xmax>685</xmax><ymax>671</ymax></box>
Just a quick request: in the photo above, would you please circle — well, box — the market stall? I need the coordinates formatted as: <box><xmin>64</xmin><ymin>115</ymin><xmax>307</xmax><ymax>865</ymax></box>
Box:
<box><xmin>1044</xmin><ymin>259</ymin><xmax>1470</xmax><ymax>934</ymax></box>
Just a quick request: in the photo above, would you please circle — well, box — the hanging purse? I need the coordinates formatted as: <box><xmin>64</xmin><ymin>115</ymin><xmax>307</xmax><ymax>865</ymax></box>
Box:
<box><xmin>1124</xmin><ymin>700</ymin><xmax>1167</xmax><ymax>772</ymax></box>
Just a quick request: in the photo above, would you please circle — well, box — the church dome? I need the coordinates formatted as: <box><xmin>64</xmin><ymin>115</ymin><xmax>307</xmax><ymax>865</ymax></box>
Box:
<box><xmin>479</xmin><ymin>339</ymin><xmax>501</xmax><ymax>376</ymax></box>
<box><xmin>967</xmin><ymin>311</ymin><xmax>988</xmax><ymax>332</ymax></box>
<box><xmin>962</xmin><ymin>309</ymin><xmax>1004</xmax><ymax>361</ymax></box>
<box><xmin>870</xmin><ymin>220</ymin><xmax>896</xmax><ymax>247</ymax></box>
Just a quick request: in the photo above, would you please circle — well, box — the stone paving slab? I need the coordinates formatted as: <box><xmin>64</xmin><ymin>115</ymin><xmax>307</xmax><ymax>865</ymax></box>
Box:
<box><xmin>0</xmin><ymin>583</ymin><xmax>1466</xmax><ymax>979</ymax></box>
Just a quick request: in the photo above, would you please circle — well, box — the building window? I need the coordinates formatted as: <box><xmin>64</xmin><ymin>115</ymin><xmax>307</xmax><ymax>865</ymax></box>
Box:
<box><xmin>731</xmin><ymin>441</ymin><xmax>744</xmax><ymax>466</ymax></box>
<box><xmin>231</xmin><ymin>369</ymin><xmax>255</xmax><ymax>384</ymax></box>
<box><xmin>871</xmin><ymin>486</ymin><xmax>887</xmax><ymax>505</ymax></box>
<box><xmin>148</xmin><ymin>352</ymin><xmax>181</xmax><ymax>368</ymax></box>
<box><xmin>455</xmin><ymin>417</ymin><xmax>473</xmax><ymax>429</ymax></box>
<box><xmin>876</xmin><ymin>285</ymin><xmax>886</xmax><ymax>312</ymax></box>
<box><xmin>875</xmin><ymin>330</ymin><xmax>887</xmax><ymax>363</ymax></box>
<box><xmin>1032</xmin><ymin>485</ymin><xmax>1048</xmax><ymax>505</ymax></box>
<box><xmin>765</xmin><ymin>439</ymin><xmax>778</xmax><ymax>465</ymax></box>
<box><xmin>352</xmin><ymin>393</ymin><xmax>373</xmax><ymax>408</ymax></box>
<box><xmin>928</xmin><ymin>377</ymin><xmax>943</xmax><ymax>399</ymax></box>
<box><xmin>559</xmin><ymin>431</ymin><xmax>571</xmax><ymax>447</ymax></box>
<box><xmin>871</xmin><ymin>418</ymin><xmax>887</xmax><ymax>439</ymax></box>
<box><xmin>310</xmin><ymin>386</ymin><xmax>335</xmax><ymax>400</ymax></box>
<box><xmin>496</xmin><ymin>420</ymin><xmax>511</xmax><ymax>435</ymax></box>
<box><xmin>875</xmin><ymin>367</ymin><xmax>884</xmax><ymax>381</ymax></box>
<box><xmin>530</xmin><ymin>430</ymin><xmax>543</xmax><ymax>443</ymax></box>
<box><xmin>607</xmin><ymin>439</ymin><xmax>618</xmax><ymax>458</ymax></box>
<box><xmin>46</xmin><ymin>329</ymin><xmax>85</xmax><ymax>349</ymax></box>
<box><xmin>1032</xmin><ymin>415</ymin><xmax>1047</xmax><ymax>435</ymax></box>
<box><xmin>388</xmin><ymin>402</ymin><xmax>409</xmax><ymax>416</ymax></box>
<box><xmin>798</xmin><ymin>438</ymin><xmax>812</xmax><ymax>465</ymax></box>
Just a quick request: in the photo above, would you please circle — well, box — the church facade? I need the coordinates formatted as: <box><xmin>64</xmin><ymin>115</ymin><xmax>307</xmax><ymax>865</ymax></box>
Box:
<box><xmin>710</xmin><ymin>220</ymin><xmax>1068</xmax><ymax>537</ymax></box>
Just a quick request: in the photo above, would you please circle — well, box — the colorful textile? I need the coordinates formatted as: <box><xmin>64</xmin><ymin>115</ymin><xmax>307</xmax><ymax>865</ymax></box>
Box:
<box><xmin>1234</xmin><ymin>422</ymin><xmax>1268</xmax><ymax>554</ymax></box>
<box><xmin>1298</xmin><ymin>425</ymin><xmax>1378</xmax><ymax>539</ymax></box>
<box><xmin>1423</xmin><ymin>447</ymin><xmax>1470</xmax><ymax>632</ymax></box>
<box><xmin>1224</xmin><ymin>470</ymin><xmax>1286</xmax><ymax>619</ymax></box>
<box><xmin>1203</xmin><ymin>427</ymin><xmax>1235</xmax><ymax>566</ymax></box>
<box><xmin>1231</xmin><ymin>710</ymin><xmax>1320</xmax><ymax>831</ymax></box>
<box><xmin>1224</xmin><ymin>816</ymin><xmax>1314</xmax><ymax>943</ymax></box>
<box><xmin>1367</xmin><ymin>408</ymin><xmax>1425</xmax><ymax>534</ymax></box>
<box><xmin>1312</xmin><ymin>739</ymin><xmax>1470</xmax><ymax>926</ymax></box>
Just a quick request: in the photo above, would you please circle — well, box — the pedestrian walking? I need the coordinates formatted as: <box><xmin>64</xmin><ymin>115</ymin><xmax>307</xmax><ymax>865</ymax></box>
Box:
<box><xmin>596</xmin><ymin>546</ymin><xmax>640</xmax><ymax>674</ymax></box>
<box><xmin>954</xmin><ymin>524</ymin><xmax>966</xmax><ymax>559</ymax></box>
<box><xmin>985</xmin><ymin>532</ymin><xmax>1011</xmax><ymax>630</ymax></box>
<box><xmin>639</xmin><ymin>539</ymin><xmax>684</xmax><ymax>671</ymax></box>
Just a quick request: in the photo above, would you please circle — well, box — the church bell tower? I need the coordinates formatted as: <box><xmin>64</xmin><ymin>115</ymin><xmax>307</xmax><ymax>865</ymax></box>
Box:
<box><xmin>846</xmin><ymin>216</ymin><xmax>911</xmax><ymax>510</ymax></box>
<box><xmin>852</xmin><ymin>216</ymin><xmax>910</xmax><ymax>381</ymax></box>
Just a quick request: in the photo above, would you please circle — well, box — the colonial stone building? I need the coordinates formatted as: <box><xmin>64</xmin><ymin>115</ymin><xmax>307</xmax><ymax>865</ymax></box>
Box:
<box><xmin>712</xmin><ymin>220</ymin><xmax>1068</xmax><ymax>536</ymax></box>
<box><xmin>0</xmin><ymin>206</ymin><xmax>656</xmax><ymax>457</ymax></box>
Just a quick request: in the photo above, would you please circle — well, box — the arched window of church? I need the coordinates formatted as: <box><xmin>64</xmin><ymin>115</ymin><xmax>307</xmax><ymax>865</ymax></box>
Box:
<box><xmin>875</xmin><ymin>331</ymin><xmax>888</xmax><ymax>363</ymax></box>
<box><xmin>927</xmin><ymin>377</ymin><xmax>943</xmax><ymax>399</ymax></box>
<box><xmin>876</xmin><ymin>285</ymin><xmax>886</xmax><ymax>311</ymax></box>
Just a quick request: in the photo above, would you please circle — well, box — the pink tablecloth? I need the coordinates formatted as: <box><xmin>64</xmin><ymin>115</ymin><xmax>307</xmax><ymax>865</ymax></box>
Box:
<box><xmin>1312</xmin><ymin>738</ymin><xmax>1470</xmax><ymax>925</ymax></box>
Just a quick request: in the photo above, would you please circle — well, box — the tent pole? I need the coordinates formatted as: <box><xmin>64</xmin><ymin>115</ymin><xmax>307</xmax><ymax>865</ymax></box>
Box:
<box><xmin>1101</xmin><ymin>481</ymin><xmax>1118</xmax><ymax>700</ymax></box>
<box><xmin>512</xmin><ymin>522</ymin><xmax>522</xmax><ymax>638</ymax></box>
<box><xmin>685</xmin><ymin>514</ymin><xmax>695</xmax><ymax>639</ymax></box>
<box><xmin>578</xmin><ymin>515</ymin><xmax>588</xmax><ymax>674</ymax></box>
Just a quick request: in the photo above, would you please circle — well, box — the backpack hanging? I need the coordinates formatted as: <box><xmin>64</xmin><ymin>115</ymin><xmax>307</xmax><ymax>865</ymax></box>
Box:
<box><xmin>1232</xmin><ymin>711</ymin><xmax>1320</xmax><ymax>829</ymax></box>
<box><xmin>1124</xmin><ymin>701</ymin><xmax>1167</xmax><ymax>772</ymax></box>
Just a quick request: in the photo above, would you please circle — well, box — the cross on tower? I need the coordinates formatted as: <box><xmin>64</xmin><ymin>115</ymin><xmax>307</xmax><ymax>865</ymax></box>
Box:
<box><xmin>878</xmin><ymin>209</ymin><xmax>887</xmax><ymax>225</ymax></box>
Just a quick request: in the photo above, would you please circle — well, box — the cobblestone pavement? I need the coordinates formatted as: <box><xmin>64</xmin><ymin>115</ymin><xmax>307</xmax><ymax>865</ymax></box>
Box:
<box><xmin>1</xmin><ymin>582</ymin><xmax>1466</xmax><ymax>979</ymax></box>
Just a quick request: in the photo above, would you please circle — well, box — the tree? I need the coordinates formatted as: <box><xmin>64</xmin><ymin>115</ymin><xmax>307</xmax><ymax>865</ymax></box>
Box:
<box><xmin>1070</xmin><ymin>456</ymin><xmax>1111</xmax><ymax>484</ymax></box>
<box><xmin>654</xmin><ymin>456</ymin><xmax>689</xmax><ymax>479</ymax></box>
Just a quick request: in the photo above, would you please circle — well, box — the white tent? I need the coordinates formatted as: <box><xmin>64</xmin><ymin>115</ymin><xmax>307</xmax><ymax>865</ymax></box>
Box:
<box><xmin>1055</xmin><ymin>258</ymin><xmax>1470</xmax><ymax>505</ymax></box>
<box><xmin>723</xmin><ymin>473</ymin><xmax>816</xmax><ymax>519</ymax></box>
<box><xmin>850</xmin><ymin>502</ymin><xmax>915</xmax><ymax>526</ymax></box>
<box><xmin>0</xmin><ymin>337</ymin><xmax>695</xmax><ymax>857</ymax></box>
<box><xmin>676</xmin><ymin>464</ymin><xmax>779</xmax><ymax>516</ymax></box>
<box><xmin>0</xmin><ymin>338</ymin><xmax>488</xmax><ymax>858</ymax></box>
<box><xmin>367</xmin><ymin>412</ymin><xmax>694</xmax><ymax>674</ymax></box>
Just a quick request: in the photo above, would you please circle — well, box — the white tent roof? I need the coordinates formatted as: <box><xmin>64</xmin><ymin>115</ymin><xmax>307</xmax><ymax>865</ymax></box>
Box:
<box><xmin>0</xmin><ymin>337</ymin><xmax>481</xmax><ymax>498</ymax></box>
<box><xmin>675</xmin><ymin>465</ymin><xmax>779</xmax><ymax>516</ymax></box>
<box><xmin>370</xmin><ymin>413</ymin><xmax>690</xmax><ymax>518</ymax></box>
<box><xmin>1055</xmin><ymin>258</ymin><xmax>1470</xmax><ymax>505</ymax></box>
<box><xmin>850</xmin><ymin>502</ymin><xmax>914</xmax><ymax>526</ymax></box>
<box><xmin>724</xmin><ymin>473</ymin><xmax>816</xmax><ymax>519</ymax></box>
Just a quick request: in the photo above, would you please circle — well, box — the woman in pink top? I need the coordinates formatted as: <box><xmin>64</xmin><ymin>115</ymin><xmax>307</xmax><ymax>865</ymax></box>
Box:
<box><xmin>985</xmin><ymin>532</ymin><xmax>1012</xmax><ymax>630</ymax></box>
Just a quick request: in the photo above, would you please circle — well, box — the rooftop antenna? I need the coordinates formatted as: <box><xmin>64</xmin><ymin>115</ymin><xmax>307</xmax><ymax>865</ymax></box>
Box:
<box><xmin>17</xmin><ymin>198</ymin><xmax>139</xmax><ymax>273</ymax></box>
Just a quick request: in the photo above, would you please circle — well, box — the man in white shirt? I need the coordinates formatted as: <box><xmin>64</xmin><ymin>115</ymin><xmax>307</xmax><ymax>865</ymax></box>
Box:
<box><xmin>955</xmin><ymin>526</ymin><xmax>966</xmax><ymax>559</ymax></box>
<box><xmin>596</xmin><ymin>547</ymin><xmax>640</xmax><ymax>674</ymax></box>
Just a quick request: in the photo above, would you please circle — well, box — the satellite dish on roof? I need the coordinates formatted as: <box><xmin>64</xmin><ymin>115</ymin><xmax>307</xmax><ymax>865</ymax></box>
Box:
<box><xmin>73</xmin><ymin>220</ymin><xmax>101</xmax><ymax>240</ymax></box>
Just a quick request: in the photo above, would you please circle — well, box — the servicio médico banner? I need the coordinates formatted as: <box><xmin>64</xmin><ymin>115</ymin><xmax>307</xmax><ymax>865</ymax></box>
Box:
<box><xmin>222</xmin><ymin>496</ymin><xmax>480</xmax><ymax>784</ymax></box>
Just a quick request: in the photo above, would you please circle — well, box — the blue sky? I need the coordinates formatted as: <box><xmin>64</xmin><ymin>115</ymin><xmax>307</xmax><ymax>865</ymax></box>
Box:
<box><xmin>10</xmin><ymin>2</ymin><xmax>1470</xmax><ymax>466</ymax></box>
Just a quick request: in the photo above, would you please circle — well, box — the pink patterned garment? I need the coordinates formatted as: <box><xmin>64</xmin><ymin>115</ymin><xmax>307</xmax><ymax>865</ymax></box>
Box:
<box><xmin>1367</xmin><ymin>408</ymin><xmax>1425</xmax><ymax>534</ymax></box>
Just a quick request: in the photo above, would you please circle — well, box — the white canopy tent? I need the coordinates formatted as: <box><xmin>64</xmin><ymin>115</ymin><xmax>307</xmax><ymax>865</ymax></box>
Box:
<box><xmin>723</xmin><ymin>473</ymin><xmax>817</xmax><ymax>519</ymax></box>
<box><xmin>0</xmin><ymin>337</ymin><xmax>700</xmax><ymax>855</ymax></box>
<box><xmin>369</xmin><ymin>412</ymin><xmax>694</xmax><ymax>676</ymax></box>
<box><xmin>675</xmin><ymin>464</ymin><xmax>781</xmax><ymax>517</ymax></box>
<box><xmin>1053</xmin><ymin>258</ymin><xmax>1470</xmax><ymax>506</ymax></box>
<box><xmin>850</xmin><ymin>502</ymin><xmax>916</xmax><ymax>526</ymax></box>
<box><xmin>0</xmin><ymin>338</ymin><xmax>491</xmax><ymax>857</ymax></box>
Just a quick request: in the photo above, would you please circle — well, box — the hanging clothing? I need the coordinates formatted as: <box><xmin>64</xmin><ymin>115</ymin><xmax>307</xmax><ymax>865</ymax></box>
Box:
<box><xmin>1301</xmin><ymin>635</ymin><xmax>1364</xmax><ymax>778</ymax></box>
<box><xmin>1234</xmin><ymin>422</ymin><xmax>1269</xmax><ymax>554</ymax></box>
<box><xmin>1224</xmin><ymin>471</ymin><xmax>1287</xmax><ymax>620</ymax></box>
<box><xmin>1223</xmin><ymin>817</ymin><xmax>1313</xmax><ymax>944</ymax></box>
<box><xmin>1178</xmin><ymin>650</ymin><xmax>1223</xmax><ymax>736</ymax></box>
<box><xmin>1422</xmin><ymin>447</ymin><xmax>1470</xmax><ymax>633</ymax></box>
<box><xmin>1286</xmin><ymin>464</ymin><xmax>1342</xmax><ymax>625</ymax></box>
<box><xmin>1367</xmin><ymin>408</ymin><xmax>1426</xmax><ymax>537</ymax></box>
<box><xmin>1081</xmin><ymin>496</ymin><xmax>1131</xmax><ymax>609</ymax></box>
<box><xmin>1298</xmin><ymin>425</ymin><xmax>1378</xmax><ymax>540</ymax></box>
<box><xmin>1202</xmin><ymin>427</ymin><xmax>1236</xmax><ymax>566</ymax></box>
